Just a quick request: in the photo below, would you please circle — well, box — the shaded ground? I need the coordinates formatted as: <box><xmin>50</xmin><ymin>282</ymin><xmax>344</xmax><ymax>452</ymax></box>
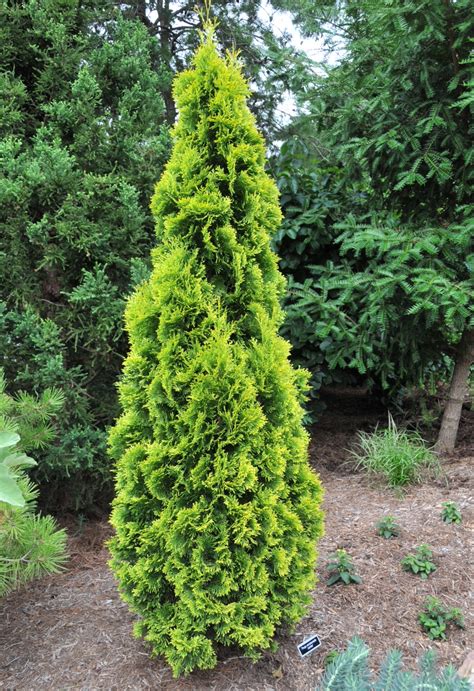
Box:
<box><xmin>1</xmin><ymin>401</ymin><xmax>472</xmax><ymax>690</ymax></box>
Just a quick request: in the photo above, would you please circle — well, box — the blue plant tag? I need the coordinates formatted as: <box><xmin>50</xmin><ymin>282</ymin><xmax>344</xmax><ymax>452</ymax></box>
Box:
<box><xmin>297</xmin><ymin>634</ymin><xmax>321</xmax><ymax>658</ymax></box>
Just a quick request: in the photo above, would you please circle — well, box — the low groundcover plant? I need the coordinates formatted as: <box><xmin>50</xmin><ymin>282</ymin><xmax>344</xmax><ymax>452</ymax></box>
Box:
<box><xmin>441</xmin><ymin>501</ymin><xmax>462</xmax><ymax>524</ymax></box>
<box><xmin>401</xmin><ymin>544</ymin><xmax>437</xmax><ymax>579</ymax></box>
<box><xmin>326</xmin><ymin>549</ymin><xmax>361</xmax><ymax>586</ymax></box>
<box><xmin>419</xmin><ymin>596</ymin><xmax>464</xmax><ymax>640</ymax></box>
<box><xmin>376</xmin><ymin>515</ymin><xmax>400</xmax><ymax>539</ymax></box>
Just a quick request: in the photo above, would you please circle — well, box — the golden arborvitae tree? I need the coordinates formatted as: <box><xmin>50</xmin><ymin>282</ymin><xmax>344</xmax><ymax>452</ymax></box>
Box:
<box><xmin>109</xmin><ymin>30</ymin><xmax>324</xmax><ymax>677</ymax></box>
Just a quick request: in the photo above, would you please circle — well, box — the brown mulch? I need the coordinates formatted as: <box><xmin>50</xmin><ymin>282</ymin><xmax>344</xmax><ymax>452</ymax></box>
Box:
<box><xmin>0</xmin><ymin>404</ymin><xmax>472</xmax><ymax>690</ymax></box>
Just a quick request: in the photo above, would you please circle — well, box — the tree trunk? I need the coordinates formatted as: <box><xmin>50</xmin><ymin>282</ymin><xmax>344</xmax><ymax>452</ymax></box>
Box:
<box><xmin>124</xmin><ymin>0</ymin><xmax>177</xmax><ymax>124</ymax></box>
<box><xmin>157</xmin><ymin>0</ymin><xmax>177</xmax><ymax>125</ymax></box>
<box><xmin>435</xmin><ymin>329</ymin><xmax>474</xmax><ymax>453</ymax></box>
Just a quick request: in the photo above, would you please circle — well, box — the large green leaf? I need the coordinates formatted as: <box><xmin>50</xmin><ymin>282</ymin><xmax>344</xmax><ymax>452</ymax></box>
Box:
<box><xmin>0</xmin><ymin>431</ymin><xmax>20</xmax><ymax>449</ymax></box>
<box><xmin>0</xmin><ymin>465</ymin><xmax>25</xmax><ymax>507</ymax></box>
<box><xmin>3</xmin><ymin>452</ymin><xmax>37</xmax><ymax>470</ymax></box>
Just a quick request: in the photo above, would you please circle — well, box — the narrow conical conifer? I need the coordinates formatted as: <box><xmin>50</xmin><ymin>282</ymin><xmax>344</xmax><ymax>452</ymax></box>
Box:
<box><xmin>109</xmin><ymin>30</ymin><xmax>324</xmax><ymax>677</ymax></box>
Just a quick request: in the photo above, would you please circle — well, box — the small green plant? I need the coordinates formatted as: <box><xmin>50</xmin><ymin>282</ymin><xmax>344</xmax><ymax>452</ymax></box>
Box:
<box><xmin>0</xmin><ymin>428</ymin><xmax>67</xmax><ymax>596</ymax></box>
<box><xmin>323</xmin><ymin>650</ymin><xmax>341</xmax><ymax>669</ymax></box>
<box><xmin>0</xmin><ymin>369</ymin><xmax>65</xmax><ymax>454</ymax></box>
<box><xmin>351</xmin><ymin>414</ymin><xmax>438</xmax><ymax>487</ymax></box>
<box><xmin>316</xmin><ymin>636</ymin><xmax>469</xmax><ymax>690</ymax></box>
<box><xmin>0</xmin><ymin>373</ymin><xmax>67</xmax><ymax>596</ymax></box>
<box><xmin>326</xmin><ymin>549</ymin><xmax>362</xmax><ymax>586</ymax></box>
<box><xmin>0</xmin><ymin>430</ymin><xmax>37</xmax><ymax>507</ymax></box>
<box><xmin>401</xmin><ymin>544</ymin><xmax>437</xmax><ymax>579</ymax></box>
<box><xmin>376</xmin><ymin>515</ymin><xmax>400</xmax><ymax>539</ymax></box>
<box><xmin>441</xmin><ymin>501</ymin><xmax>462</xmax><ymax>524</ymax></box>
<box><xmin>419</xmin><ymin>596</ymin><xmax>464</xmax><ymax>640</ymax></box>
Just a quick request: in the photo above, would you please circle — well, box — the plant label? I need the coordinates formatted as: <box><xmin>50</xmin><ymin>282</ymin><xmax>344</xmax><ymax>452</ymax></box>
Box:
<box><xmin>297</xmin><ymin>634</ymin><xmax>321</xmax><ymax>658</ymax></box>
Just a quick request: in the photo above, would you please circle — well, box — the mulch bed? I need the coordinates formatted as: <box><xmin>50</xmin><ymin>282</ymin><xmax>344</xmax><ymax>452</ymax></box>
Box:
<box><xmin>1</xmin><ymin>403</ymin><xmax>472</xmax><ymax>690</ymax></box>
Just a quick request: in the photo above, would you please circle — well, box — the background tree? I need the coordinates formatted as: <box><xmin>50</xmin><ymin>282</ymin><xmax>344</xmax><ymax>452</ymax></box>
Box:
<box><xmin>0</xmin><ymin>0</ymin><xmax>318</xmax><ymax>512</ymax></box>
<box><xmin>272</xmin><ymin>0</ymin><xmax>473</xmax><ymax>446</ymax></box>
<box><xmin>121</xmin><ymin>0</ymin><xmax>315</xmax><ymax>141</ymax></box>
<box><xmin>0</xmin><ymin>0</ymin><xmax>170</xmax><ymax>509</ymax></box>
<box><xmin>109</xmin><ymin>32</ymin><xmax>323</xmax><ymax>676</ymax></box>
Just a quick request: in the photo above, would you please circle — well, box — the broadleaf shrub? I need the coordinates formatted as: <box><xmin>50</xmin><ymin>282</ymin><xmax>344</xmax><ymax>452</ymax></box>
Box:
<box><xmin>109</xmin><ymin>32</ymin><xmax>324</xmax><ymax>677</ymax></box>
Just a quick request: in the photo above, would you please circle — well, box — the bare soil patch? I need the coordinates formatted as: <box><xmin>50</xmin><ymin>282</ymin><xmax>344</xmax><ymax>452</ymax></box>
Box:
<box><xmin>1</xmin><ymin>403</ymin><xmax>472</xmax><ymax>690</ymax></box>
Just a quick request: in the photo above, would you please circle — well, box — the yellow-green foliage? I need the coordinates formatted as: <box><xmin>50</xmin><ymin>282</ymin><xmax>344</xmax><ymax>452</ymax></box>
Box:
<box><xmin>108</xmin><ymin>31</ymin><xmax>324</xmax><ymax>677</ymax></box>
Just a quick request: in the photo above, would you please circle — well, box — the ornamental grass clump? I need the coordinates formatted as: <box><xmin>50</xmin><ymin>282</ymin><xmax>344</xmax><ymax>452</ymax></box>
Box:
<box><xmin>351</xmin><ymin>414</ymin><xmax>438</xmax><ymax>487</ymax></box>
<box><xmin>108</xmin><ymin>30</ymin><xmax>324</xmax><ymax>677</ymax></box>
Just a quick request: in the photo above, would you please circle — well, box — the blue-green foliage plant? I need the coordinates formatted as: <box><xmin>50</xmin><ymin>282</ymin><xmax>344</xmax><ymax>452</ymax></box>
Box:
<box><xmin>108</xmin><ymin>31</ymin><xmax>324</xmax><ymax>677</ymax></box>
<box><xmin>317</xmin><ymin>636</ymin><xmax>469</xmax><ymax>690</ymax></box>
